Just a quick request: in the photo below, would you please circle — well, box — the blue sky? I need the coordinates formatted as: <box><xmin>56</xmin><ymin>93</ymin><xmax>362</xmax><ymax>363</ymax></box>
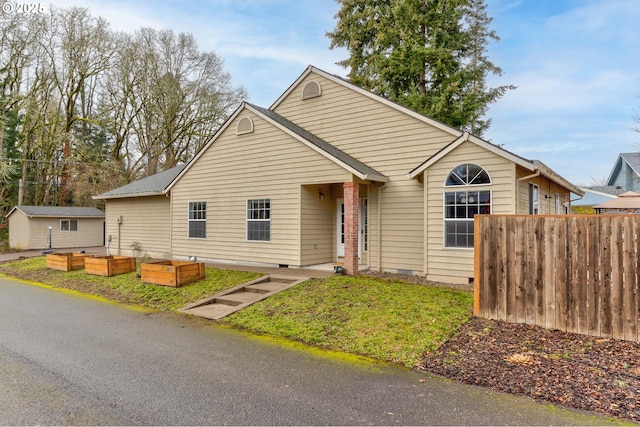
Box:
<box><xmin>53</xmin><ymin>0</ymin><xmax>640</xmax><ymax>186</ymax></box>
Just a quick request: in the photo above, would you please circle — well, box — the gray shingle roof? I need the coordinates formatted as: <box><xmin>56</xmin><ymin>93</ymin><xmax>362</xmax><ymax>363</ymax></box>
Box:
<box><xmin>619</xmin><ymin>153</ymin><xmax>640</xmax><ymax>175</ymax></box>
<box><xmin>94</xmin><ymin>164</ymin><xmax>187</xmax><ymax>199</ymax></box>
<box><xmin>247</xmin><ymin>103</ymin><xmax>386</xmax><ymax>180</ymax></box>
<box><xmin>586</xmin><ymin>185</ymin><xmax>625</xmax><ymax>196</ymax></box>
<box><xmin>13</xmin><ymin>206</ymin><xmax>104</xmax><ymax>218</ymax></box>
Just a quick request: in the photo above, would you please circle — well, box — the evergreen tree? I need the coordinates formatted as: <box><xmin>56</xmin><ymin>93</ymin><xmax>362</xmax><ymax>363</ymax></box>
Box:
<box><xmin>328</xmin><ymin>0</ymin><xmax>514</xmax><ymax>136</ymax></box>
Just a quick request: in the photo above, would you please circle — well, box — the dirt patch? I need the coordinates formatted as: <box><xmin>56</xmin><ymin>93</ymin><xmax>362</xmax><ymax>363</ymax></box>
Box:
<box><xmin>358</xmin><ymin>269</ymin><xmax>473</xmax><ymax>291</ymax></box>
<box><xmin>418</xmin><ymin>317</ymin><xmax>640</xmax><ymax>422</ymax></box>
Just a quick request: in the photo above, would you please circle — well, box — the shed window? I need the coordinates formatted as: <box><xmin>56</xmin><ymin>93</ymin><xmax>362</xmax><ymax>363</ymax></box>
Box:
<box><xmin>247</xmin><ymin>199</ymin><xmax>270</xmax><ymax>241</ymax></box>
<box><xmin>188</xmin><ymin>202</ymin><xmax>206</xmax><ymax>239</ymax></box>
<box><xmin>60</xmin><ymin>219</ymin><xmax>78</xmax><ymax>232</ymax></box>
<box><xmin>444</xmin><ymin>164</ymin><xmax>491</xmax><ymax>248</ymax></box>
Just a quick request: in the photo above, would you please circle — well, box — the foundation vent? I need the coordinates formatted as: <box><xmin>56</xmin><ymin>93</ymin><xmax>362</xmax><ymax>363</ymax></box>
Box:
<box><xmin>302</xmin><ymin>81</ymin><xmax>322</xmax><ymax>100</ymax></box>
<box><xmin>236</xmin><ymin>117</ymin><xmax>254</xmax><ymax>135</ymax></box>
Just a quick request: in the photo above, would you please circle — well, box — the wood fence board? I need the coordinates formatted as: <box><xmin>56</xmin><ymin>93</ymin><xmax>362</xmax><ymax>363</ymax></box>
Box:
<box><xmin>610</xmin><ymin>218</ymin><xmax>624</xmax><ymax>339</ymax></box>
<box><xmin>600</xmin><ymin>217</ymin><xmax>613</xmax><ymax>338</ymax></box>
<box><xmin>575</xmin><ymin>217</ymin><xmax>589</xmax><ymax>335</ymax></box>
<box><xmin>622</xmin><ymin>216</ymin><xmax>637</xmax><ymax>341</ymax></box>
<box><xmin>554</xmin><ymin>218</ymin><xmax>568</xmax><ymax>332</ymax></box>
<box><xmin>473</xmin><ymin>217</ymin><xmax>482</xmax><ymax>316</ymax></box>
<box><xmin>586</xmin><ymin>217</ymin><xmax>600</xmax><ymax>337</ymax></box>
<box><xmin>476</xmin><ymin>215</ymin><xmax>640</xmax><ymax>343</ymax></box>
<box><xmin>534</xmin><ymin>218</ymin><xmax>545</xmax><ymax>327</ymax></box>
<box><xmin>495</xmin><ymin>218</ymin><xmax>509</xmax><ymax>320</ymax></box>
<box><xmin>543</xmin><ymin>218</ymin><xmax>557</xmax><ymax>330</ymax></box>
<box><xmin>506</xmin><ymin>218</ymin><xmax>526</xmax><ymax>322</ymax></box>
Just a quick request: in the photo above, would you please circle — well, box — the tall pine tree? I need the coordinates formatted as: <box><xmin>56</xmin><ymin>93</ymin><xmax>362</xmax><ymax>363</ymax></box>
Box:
<box><xmin>328</xmin><ymin>0</ymin><xmax>514</xmax><ymax>136</ymax></box>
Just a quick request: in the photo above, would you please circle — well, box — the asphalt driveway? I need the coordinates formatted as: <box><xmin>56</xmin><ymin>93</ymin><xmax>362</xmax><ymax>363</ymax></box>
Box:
<box><xmin>0</xmin><ymin>275</ymin><xmax>619</xmax><ymax>425</ymax></box>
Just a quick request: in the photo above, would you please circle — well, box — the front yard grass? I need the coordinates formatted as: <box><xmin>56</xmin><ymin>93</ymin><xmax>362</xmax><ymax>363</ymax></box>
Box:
<box><xmin>0</xmin><ymin>256</ymin><xmax>261</xmax><ymax>311</ymax></box>
<box><xmin>0</xmin><ymin>256</ymin><xmax>473</xmax><ymax>368</ymax></box>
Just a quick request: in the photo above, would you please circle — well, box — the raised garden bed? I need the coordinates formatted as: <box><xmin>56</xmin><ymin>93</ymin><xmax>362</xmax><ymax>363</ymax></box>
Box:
<box><xmin>85</xmin><ymin>255</ymin><xmax>136</xmax><ymax>277</ymax></box>
<box><xmin>140</xmin><ymin>260</ymin><xmax>205</xmax><ymax>287</ymax></box>
<box><xmin>46</xmin><ymin>252</ymin><xmax>93</xmax><ymax>271</ymax></box>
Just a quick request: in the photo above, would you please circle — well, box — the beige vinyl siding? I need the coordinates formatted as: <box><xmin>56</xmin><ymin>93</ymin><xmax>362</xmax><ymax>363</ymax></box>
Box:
<box><xmin>49</xmin><ymin>218</ymin><xmax>103</xmax><ymax>248</ymax></box>
<box><xmin>170</xmin><ymin>112</ymin><xmax>352</xmax><ymax>266</ymax></box>
<box><xmin>300</xmin><ymin>184</ymin><xmax>334</xmax><ymax>265</ymax></box>
<box><xmin>375</xmin><ymin>180</ymin><xmax>424</xmax><ymax>273</ymax></box>
<box><xmin>105</xmin><ymin>196</ymin><xmax>171</xmax><ymax>258</ymax></box>
<box><xmin>8</xmin><ymin>213</ymin><xmax>103</xmax><ymax>250</ymax></box>
<box><xmin>8</xmin><ymin>210</ymin><xmax>30</xmax><ymax>249</ymax></box>
<box><xmin>275</xmin><ymin>73</ymin><xmax>458</xmax><ymax>274</ymax></box>
<box><xmin>516</xmin><ymin>167</ymin><xmax>572</xmax><ymax>214</ymax></box>
<box><xmin>425</xmin><ymin>142</ymin><xmax>516</xmax><ymax>284</ymax></box>
<box><xmin>274</xmin><ymin>74</ymin><xmax>455</xmax><ymax>175</ymax></box>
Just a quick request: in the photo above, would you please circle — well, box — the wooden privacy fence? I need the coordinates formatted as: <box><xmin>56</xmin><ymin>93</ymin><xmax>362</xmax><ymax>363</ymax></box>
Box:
<box><xmin>474</xmin><ymin>214</ymin><xmax>640</xmax><ymax>342</ymax></box>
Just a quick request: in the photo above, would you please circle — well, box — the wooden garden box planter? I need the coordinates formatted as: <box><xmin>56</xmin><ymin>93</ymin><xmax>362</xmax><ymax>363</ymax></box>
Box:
<box><xmin>46</xmin><ymin>252</ymin><xmax>93</xmax><ymax>271</ymax></box>
<box><xmin>140</xmin><ymin>260</ymin><xmax>205</xmax><ymax>287</ymax></box>
<box><xmin>85</xmin><ymin>256</ymin><xmax>136</xmax><ymax>277</ymax></box>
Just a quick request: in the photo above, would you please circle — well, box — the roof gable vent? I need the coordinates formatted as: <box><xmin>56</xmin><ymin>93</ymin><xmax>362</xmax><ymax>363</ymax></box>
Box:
<box><xmin>302</xmin><ymin>80</ymin><xmax>322</xmax><ymax>100</ymax></box>
<box><xmin>236</xmin><ymin>117</ymin><xmax>254</xmax><ymax>135</ymax></box>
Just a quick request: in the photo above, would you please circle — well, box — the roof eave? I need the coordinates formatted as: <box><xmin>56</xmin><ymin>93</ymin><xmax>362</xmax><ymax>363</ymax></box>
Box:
<box><xmin>93</xmin><ymin>190</ymin><xmax>167</xmax><ymax>200</ymax></box>
<box><xmin>533</xmin><ymin>161</ymin><xmax>584</xmax><ymax>196</ymax></box>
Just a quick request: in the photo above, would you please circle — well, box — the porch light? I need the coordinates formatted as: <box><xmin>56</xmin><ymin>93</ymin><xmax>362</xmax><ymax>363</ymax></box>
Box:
<box><xmin>318</xmin><ymin>190</ymin><xmax>325</xmax><ymax>200</ymax></box>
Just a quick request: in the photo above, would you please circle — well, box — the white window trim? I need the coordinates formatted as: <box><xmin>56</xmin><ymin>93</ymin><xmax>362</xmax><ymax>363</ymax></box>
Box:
<box><xmin>443</xmin><ymin>189</ymin><xmax>492</xmax><ymax>250</ymax></box>
<box><xmin>188</xmin><ymin>201</ymin><xmax>207</xmax><ymax>239</ymax></box>
<box><xmin>529</xmin><ymin>184</ymin><xmax>540</xmax><ymax>214</ymax></box>
<box><xmin>60</xmin><ymin>219</ymin><xmax>77</xmax><ymax>232</ymax></box>
<box><xmin>246</xmin><ymin>198</ymin><xmax>271</xmax><ymax>242</ymax></box>
<box><xmin>442</xmin><ymin>162</ymin><xmax>493</xmax><ymax>187</ymax></box>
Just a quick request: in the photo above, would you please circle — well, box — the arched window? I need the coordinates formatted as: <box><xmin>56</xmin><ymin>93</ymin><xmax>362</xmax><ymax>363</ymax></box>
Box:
<box><xmin>445</xmin><ymin>163</ymin><xmax>491</xmax><ymax>186</ymax></box>
<box><xmin>444</xmin><ymin>164</ymin><xmax>491</xmax><ymax>248</ymax></box>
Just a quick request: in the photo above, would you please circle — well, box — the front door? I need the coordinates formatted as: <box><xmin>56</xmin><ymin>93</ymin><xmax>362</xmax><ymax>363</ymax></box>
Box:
<box><xmin>336</xmin><ymin>198</ymin><xmax>364</xmax><ymax>258</ymax></box>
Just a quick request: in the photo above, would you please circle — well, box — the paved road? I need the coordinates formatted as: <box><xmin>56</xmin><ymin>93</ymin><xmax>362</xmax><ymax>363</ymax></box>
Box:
<box><xmin>0</xmin><ymin>276</ymin><xmax>618</xmax><ymax>426</ymax></box>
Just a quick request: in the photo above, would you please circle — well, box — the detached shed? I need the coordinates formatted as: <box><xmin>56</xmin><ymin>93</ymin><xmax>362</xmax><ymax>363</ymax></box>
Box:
<box><xmin>6</xmin><ymin>206</ymin><xmax>105</xmax><ymax>250</ymax></box>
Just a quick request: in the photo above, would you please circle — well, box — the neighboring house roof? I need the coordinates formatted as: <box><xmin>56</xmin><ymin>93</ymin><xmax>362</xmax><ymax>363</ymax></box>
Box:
<box><xmin>586</xmin><ymin>185</ymin><xmax>625</xmax><ymax>196</ymax></box>
<box><xmin>94</xmin><ymin>164</ymin><xmax>187</xmax><ymax>200</ymax></box>
<box><xmin>606</xmin><ymin>153</ymin><xmax>640</xmax><ymax>186</ymax></box>
<box><xmin>5</xmin><ymin>205</ymin><xmax>104</xmax><ymax>219</ymax></box>
<box><xmin>573</xmin><ymin>186</ymin><xmax>619</xmax><ymax>207</ymax></box>
<box><xmin>407</xmin><ymin>132</ymin><xmax>585</xmax><ymax>196</ymax></box>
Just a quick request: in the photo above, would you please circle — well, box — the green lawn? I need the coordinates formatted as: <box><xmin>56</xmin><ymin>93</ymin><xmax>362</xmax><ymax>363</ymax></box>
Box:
<box><xmin>0</xmin><ymin>256</ymin><xmax>473</xmax><ymax>367</ymax></box>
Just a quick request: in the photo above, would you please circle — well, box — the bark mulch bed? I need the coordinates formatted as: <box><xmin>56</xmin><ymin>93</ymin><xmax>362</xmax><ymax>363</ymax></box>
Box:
<box><xmin>418</xmin><ymin>317</ymin><xmax>640</xmax><ymax>422</ymax></box>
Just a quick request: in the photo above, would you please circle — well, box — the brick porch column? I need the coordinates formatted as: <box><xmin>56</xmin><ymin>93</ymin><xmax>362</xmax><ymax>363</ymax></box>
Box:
<box><xmin>343</xmin><ymin>182</ymin><xmax>359</xmax><ymax>275</ymax></box>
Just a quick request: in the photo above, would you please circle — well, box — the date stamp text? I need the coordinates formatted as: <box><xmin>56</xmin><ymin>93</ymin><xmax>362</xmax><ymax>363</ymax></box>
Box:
<box><xmin>2</xmin><ymin>3</ymin><xmax>46</xmax><ymax>14</ymax></box>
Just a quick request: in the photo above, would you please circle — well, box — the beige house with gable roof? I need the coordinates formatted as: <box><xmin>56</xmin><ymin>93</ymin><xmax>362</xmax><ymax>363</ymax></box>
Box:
<box><xmin>95</xmin><ymin>65</ymin><xmax>582</xmax><ymax>284</ymax></box>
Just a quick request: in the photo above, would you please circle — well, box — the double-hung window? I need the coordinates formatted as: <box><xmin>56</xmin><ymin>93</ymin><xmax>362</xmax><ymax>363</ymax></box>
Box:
<box><xmin>444</xmin><ymin>164</ymin><xmax>491</xmax><ymax>248</ymax></box>
<box><xmin>247</xmin><ymin>199</ymin><xmax>270</xmax><ymax>241</ymax></box>
<box><xmin>188</xmin><ymin>202</ymin><xmax>206</xmax><ymax>239</ymax></box>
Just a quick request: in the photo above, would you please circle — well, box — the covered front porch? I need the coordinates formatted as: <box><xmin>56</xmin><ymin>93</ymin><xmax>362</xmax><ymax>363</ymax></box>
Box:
<box><xmin>300</xmin><ymin>181</ymin><xmax>376</xmax><ymax>274</ymax></box>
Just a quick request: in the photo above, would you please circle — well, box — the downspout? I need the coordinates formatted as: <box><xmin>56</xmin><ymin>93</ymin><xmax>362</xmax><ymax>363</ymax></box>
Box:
<box><xmin>377</xmin><ymin>182</ymin><xmax>389</xmax><ymax>272</ymax></box>
<box><xmin>516</xmin><ymin>171</ymin><xmax>540</xmax><ymax>213</ymax></box>
<box><xmin>422</xmin><ymin>172</ymin><xmax>428</xmax><ymax>277</ymax></box>
<box><xmin>167</xmin><ymin>191</ymin><xmax>172</xmax><ymax>259</ymax></box>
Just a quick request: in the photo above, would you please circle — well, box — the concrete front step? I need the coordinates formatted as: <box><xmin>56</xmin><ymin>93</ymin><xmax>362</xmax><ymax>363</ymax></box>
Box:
<box><xmin>179</xmin><ymin>275</ymin><xmax>307</xmax><ymax>320</ymax></box>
